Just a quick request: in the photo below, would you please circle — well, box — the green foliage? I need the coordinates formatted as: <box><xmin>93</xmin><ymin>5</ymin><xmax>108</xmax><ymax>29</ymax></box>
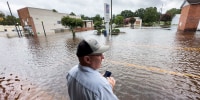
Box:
<box><xmin>129</xmin><ymin>17</ymin><xmax>136</xmax><ymax>28</ymax></box>
<box><xmin>120</xmin><ymin>10</ymin><xmax>134</xmax><ymax>18</ymax></box>
<box><xmin>160</xmin><ymin>14</ymin><xmax>172</xmax><ymax>22</ymax></box>
<box><xmin>114</xmin><ymin>15</ymin><xmax>124</xmax><ymax>26</ymax></box>
<box><xmin>0</xmin><ymin>11</ymin><xmax>20</xmax><ymax>25</ymax></box>
<box><xmin>166</xmin><ymin>8</ymin><xmax>181</xmax><ymax>18</ymax></box>
<box><xmin>130</xmin><ymin>17</ymin><xmax>136</xmax><ymax>24</ymax></box>
<box><xmin>97</xmin><ymin>29</ymin><xmax>101</xmax><ymax>35</ymax></box>
<box><xmin>94</xmin><ymin>21</ymin><xmax>102</xmax><ymax>30</ymax></box>
<box><xmin>101</xmin><ymin>29</ymin><xmax>106</xmax><ymax>33</ymax></box>
<box><xmin>69</xmin><ymin>12</ymin><xmax>76</xmax><ymax>16</ymax></box>
<box><xmin>61</xmin><ymin>16</ymin><xmax>83</xmax><ymax>29</ymax></box>
<box><xmin>16</xmin><ymin>18</ymin><xmax>21</xmax><ymax>25</ymax></box>
<box><xmin>134</xmin><ymin>8</ymin><xmax>145</xmax><ymax>20</ymax></box>
<box><xmin>112</xmin><ymin>14</ymin><xmax>116</xmax><ymax>23</ymax></box>
<box><xmin>143</xmin><ymin>7</ymin><xmax>159</xmax><ymax>24</ymax></box>
<box><xmin>0</xmin><ymin>12</ymin><xmax>5</xmax><ymax>18</ymax></box>
<box><xmin>61</xmin><ymin>16</ymin><xmax>83</xmax><ymax>37</ymax></box>
<box><xmin>1</xmin><ymin>15</ymin><xmax>17</xmax><ymax>25</ymax></box>
<box><xmin>112</xmin><ymin>28</ymin><xmax>120</xmax><ymax>33</ymax></box>
<box><xmin>0</xmin><ymin>11</ymin><xmax>21</xmax><ymax>25</ymax></box>
<box><xmin>81</xmin><ymin>14</ymin><xmax>91</xmax><ymax>20</ymax></box>
<box><xmin>52</xmin><ymin>9</ymin><xmax>58</xmax><ymax>12</ymax></box>
<box><xmin>92</xmin><ymin>14</ymin><xmax>102</xmax><ymax>24</ymax></box>
<box><xmin>143</xmin><ymin>22</ymin><xmax>153</xmax><ymax>26</ymax></box>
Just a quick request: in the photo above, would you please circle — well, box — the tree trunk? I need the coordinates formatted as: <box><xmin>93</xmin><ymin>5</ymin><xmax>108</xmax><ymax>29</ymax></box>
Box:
<box><xmin>131</xmin><ymin>24</ymin><xmax>134</xmax><ymax>29</ymax></box>
<box><xmin>71</xmin><ymin>29</ymin><xmax>75</xmax><ymax>38</ymax></box>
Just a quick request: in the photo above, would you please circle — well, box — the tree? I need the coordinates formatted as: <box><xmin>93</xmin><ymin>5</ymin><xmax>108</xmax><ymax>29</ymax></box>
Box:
<box><xmin>0</xmin><ymin>12</ymin><xmax>5</xmax><ymax>25</ymax></box>
<box><xmin>52</xmin><ymin>9</ymin><xmax>58</xmax><ymax>12</ymax></box>
<box><xmin>81</xmin><ymin>14</ymin><xmax>91</xmax><ymax>20</ymax></box>
<box><xmin>70</xmin><ymin>12</ymin><xmax>76</xmax><ymax>16</ymax></box>
<box><xmin>166</xmin><ymin>8</ymin><xmax>181</xmax><ymax>18</ymax></box>
<box><xmin>120</xmin><ymin>10</ymin><xmax>134</xmax><ymax>18</ymax></box>
<box><xmin>0</xmin><ymin>12</ymin><xmax>5</xmax><ymax>18</ymax></box>
<box><xmin>129</xmin><ymin>17</ymin><xmax>136</xmax><ymax>28</ymax></box>
<box><xmin>134</xmin><ymin>8</ymin><xmax>145</xmax><ymax>20</ymax></box>
<box><xmin>114</xmin><ymin>15</ymin><xmax>124</xmax><ymax>27</ymax></box>
<box><xmin>92</xmin><ymin>14</ymin><xmax>102</xmax><ymax>24</ymax></box>
<box><xmin>124</xmin><ymin>18</ymin><xmax>130</xmax><ymax>25</ymax></box>
<box><xmin>143</xmin><ymin>7</ymin><xmax>159</xmax><ymax>26</ymax></box>
<box><xmin>94</xmin><ymin>21</ymin><xmax>102</xmax><ymax>31</ymax></box>
<box><xmin>61</xmin><ymin>16</ymin><xmax>83</xmax><ymax>37</ymax></box>
<box><xmin>112</xmin><ymin>14</ymin><xmax>116</xmax><ymax>24</ymax></box>
<box><xmin>2</xmin><ymin>15</ymin><xmax>17</xmax><ymax>25</ymax></box>
<box><xmin>160</xmin><ymin>14</ymin><xmax>172</xmax><ymax>26</ymax></box>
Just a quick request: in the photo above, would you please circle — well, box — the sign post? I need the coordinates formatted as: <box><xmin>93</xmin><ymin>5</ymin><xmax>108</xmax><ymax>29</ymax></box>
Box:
<box><xmin>104</xmin><ymin>3</ymin><xmax>110</xmax><ymax>39</ymax></box>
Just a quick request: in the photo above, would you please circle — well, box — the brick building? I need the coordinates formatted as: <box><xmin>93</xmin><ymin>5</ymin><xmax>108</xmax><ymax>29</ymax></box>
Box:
<box><xmin>178</xmin><ymin>0</ymin><xmax>200</xmax><ymax>32</ymax></box>
<box><xmin>17</xmin><ymin>7</ymin><xmax>93</xmax><ymax>36</ymax></box>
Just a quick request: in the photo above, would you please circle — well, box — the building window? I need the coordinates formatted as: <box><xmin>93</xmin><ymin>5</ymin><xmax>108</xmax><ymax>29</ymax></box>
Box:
<box><xmin>57</xmin><ymin>21</ymin><xmax>61</xmax><ymax>24</ymax></box>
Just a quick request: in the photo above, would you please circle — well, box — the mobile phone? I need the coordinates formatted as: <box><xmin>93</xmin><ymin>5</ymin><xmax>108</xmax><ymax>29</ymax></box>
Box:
<box><xmin>103</xmin><ymin>71</ymin><xmax>112</xmax><ymax>77</ymax></box>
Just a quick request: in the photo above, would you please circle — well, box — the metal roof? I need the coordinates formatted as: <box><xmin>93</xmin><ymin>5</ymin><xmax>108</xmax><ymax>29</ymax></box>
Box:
<box><xmin>187</xmin><ymin>0</ymin><xmax>200</xmax><ymax>4</ymax></box>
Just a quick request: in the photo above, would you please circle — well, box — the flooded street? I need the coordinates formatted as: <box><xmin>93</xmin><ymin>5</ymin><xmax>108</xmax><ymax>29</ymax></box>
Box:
<box><xmin>0</xmin><ymin>27</ymin><xmax>200</xmax><ymax>100</ymax></box>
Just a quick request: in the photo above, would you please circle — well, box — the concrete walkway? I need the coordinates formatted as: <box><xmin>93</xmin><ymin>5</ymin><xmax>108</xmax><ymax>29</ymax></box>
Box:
<box><xmin>0</xmin><ymin>32</ymin><xmax>21</xmax><ymax>38</ymax></box>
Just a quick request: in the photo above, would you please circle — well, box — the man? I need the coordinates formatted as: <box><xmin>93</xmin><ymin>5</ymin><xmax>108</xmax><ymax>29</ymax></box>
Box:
<box><xmin>66</xmin><ymin>38</ymin><xmax>118</xmax><ymax>100</ymax></box>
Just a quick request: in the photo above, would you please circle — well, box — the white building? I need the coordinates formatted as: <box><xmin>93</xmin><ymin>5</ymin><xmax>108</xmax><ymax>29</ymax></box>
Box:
<box><xmin>17</xmin><ymin>7</ymin><xmax>93</xmax><ymax>36</ymax></box>
<box><xmin>171</xmin><ymin>14</ymin><xmax>181</xmax><ymax>25</ymax></box>
<box><xmin>134</xmin><ymin>17</ymin><xmax>142</xmax><ymax>28</ymax></box>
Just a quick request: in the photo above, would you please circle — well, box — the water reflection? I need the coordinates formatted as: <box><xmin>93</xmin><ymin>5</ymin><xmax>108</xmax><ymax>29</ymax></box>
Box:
<box><xmin>172</xmin><ymin>31</ymin><xmax>200</xmax><ymax>100</ymax></box>
<box><xmin>0</xmin><ymin>28</ymin><xmax>200</xmax><ymax>100</ymax></box>
<box><xmin>65</xmin><ymin>37</ymin><xmax>81</xmax><ymax>52</ymax></box>
<box><xmin>0</xmin><ymin>73</ymin><xmax>56</xmax><ymax>100</ymax></box>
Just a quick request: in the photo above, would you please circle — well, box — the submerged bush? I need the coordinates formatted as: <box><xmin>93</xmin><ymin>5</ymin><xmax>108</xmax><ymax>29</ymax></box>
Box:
<box><xmin>112</xmin><ymin>29</ymin><xmax>120</xmax><ymax>33</ymax></box>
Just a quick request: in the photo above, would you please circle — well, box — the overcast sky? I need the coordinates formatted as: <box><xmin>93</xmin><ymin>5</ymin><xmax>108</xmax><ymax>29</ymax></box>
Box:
<box><xmin>0</xmin><ymin>0</ymin><xmax>185</xmax><ymax>17</ymax></box>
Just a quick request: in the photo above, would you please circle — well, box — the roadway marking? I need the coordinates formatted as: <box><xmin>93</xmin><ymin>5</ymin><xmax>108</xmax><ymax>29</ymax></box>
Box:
<box><xmin>105</xmin><ymin>60</ymin><xmax>200</xmax><ymax>79</ymax></box>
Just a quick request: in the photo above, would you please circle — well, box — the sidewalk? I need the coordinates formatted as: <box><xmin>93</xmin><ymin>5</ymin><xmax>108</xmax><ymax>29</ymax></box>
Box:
<box><xmin>0</xmin><ymin>31</ymin><xmax>20</xmax><ymax>38</ymax></box>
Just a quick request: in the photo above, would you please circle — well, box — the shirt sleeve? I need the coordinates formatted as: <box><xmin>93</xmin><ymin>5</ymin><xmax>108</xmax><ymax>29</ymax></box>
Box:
<box><xmin>97</xmin><ymin>84</ymin><xmax>118</xmax><ymax>100</ymax></box>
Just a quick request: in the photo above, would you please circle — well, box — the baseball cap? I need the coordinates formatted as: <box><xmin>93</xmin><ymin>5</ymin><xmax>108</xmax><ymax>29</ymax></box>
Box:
<box><xmin>76</xmin><ymin>38</ymin><xmax>109</xmax><ymax>57</ymax></box>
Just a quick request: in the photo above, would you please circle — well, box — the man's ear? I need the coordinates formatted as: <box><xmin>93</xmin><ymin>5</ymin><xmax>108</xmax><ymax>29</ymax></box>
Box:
<box><xmin>84</xmin><ymin>56</ymin><xmax>91</xmax><ymax>64</ymax></box>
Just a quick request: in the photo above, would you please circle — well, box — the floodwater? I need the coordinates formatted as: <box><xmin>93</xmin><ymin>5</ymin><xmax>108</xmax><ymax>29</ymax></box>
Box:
<box><xmin>0</xmin><ymin>27</ymin><xmax>200</xmax><ymax>100</ymax></box>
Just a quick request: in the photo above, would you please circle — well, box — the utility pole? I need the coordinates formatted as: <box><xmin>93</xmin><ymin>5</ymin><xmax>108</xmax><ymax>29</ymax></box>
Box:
<box><xmin>7</xmin><ymin>1</ymin><xmax>20</xmax><ymax>37</ymax></box>
<box><xmin>41</xmin><ymin>21</ymin><xmax>46</xmax><ymax>37</ymax></box>
<box><xmin>159</xmin><ymin>3</ymin><xmax>163</xmax><ymax>24</ymax></box>
<box><xmin>110</xmin><ymin>0</ymin><xmax>112</xmax><ymax>36</ymax></box>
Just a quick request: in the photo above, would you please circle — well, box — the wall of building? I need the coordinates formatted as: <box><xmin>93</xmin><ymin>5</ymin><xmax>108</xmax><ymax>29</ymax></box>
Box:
<box><xmin>18</xmin><ymin>7</ymin><xmax>82</xmax><ymax>36</ymax></box>
<box><xmin>172</xmin><ymin>14</ymin><xmax>180</xmax><ymax>25</ymax></box>
<box><xmin>0</xmin><ymin>25</ymin><xmax>22</xmax><ymax>32</ymax></box>
<box><xmin>178</xmin><ymin>4</ymin><xmax>200</xmax><ymax>31</ymax></box>
<box><xmin>18</xmin><ymin>7</ymin><xmax>36</xmax><ymax>35</ymax></box>
<box><xmin>28</xmin><ymin>7</ymin><xmax>66</xmax><ymax>36</ymax></box>
<box><xmin>134</xmin><ymin>17</ymin><xmax>142</xmax><ymax>28</ymax></box>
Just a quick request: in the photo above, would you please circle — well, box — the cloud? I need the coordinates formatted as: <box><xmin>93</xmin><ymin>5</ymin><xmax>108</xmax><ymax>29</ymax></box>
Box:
<box><xmin>0</xmin><ymin>0</ymin><xmax>184</xmax><ymax>17</ymax></box>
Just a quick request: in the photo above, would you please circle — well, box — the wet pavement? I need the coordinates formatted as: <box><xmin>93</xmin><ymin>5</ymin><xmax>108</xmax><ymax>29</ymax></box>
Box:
<box><xmin>0</xmin><ymin>27</ymin><xmax>200</xmax><ymax>100</ymax></box>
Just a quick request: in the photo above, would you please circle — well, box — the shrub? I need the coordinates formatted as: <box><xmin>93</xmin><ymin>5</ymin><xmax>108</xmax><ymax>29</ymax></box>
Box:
<box><xmin>97</xmin><ymin>29</ymin><xmax>101</xmax><ymax>35</ymax></box>
<box><xmin>102</xmin><ymin>29</ymin><xmax>106</xmax><ymax>33</ymax></box>
<box><xmin>112</xmin><ymin>29</ymin><xmax>120</xmax><ymax>33</ymax></box>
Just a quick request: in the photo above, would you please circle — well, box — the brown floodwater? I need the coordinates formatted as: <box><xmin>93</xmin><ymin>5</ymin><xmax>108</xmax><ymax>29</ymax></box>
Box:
<box><xmin>0</xmin><ymin>27</ymin><xmax>200</xmax><ymax>100</ymax></box>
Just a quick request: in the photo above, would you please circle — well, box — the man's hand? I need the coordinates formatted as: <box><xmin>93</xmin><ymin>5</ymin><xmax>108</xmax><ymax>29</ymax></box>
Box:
<box><xmin>107</xmin><ymin>77</ymin><xmax>116</xmax><ymax>90</ymax></box>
